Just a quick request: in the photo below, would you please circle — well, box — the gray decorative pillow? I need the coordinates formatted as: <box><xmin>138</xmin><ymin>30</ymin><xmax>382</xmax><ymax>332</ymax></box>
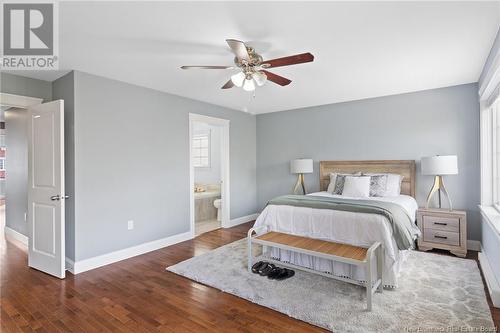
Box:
<box><xmin>369</xmin><ymin>175</ymin><xmax>388</xmax><ymax>197</ymax></box>
<box><xmin>333</xmin><ymin>175</ymin><xmax>347</xmax><ymax>194</ymax></box>
<box><xmin>333</xmin><ymin>172</ymin><xmax>362</xmax><ymax>194</ymax></box>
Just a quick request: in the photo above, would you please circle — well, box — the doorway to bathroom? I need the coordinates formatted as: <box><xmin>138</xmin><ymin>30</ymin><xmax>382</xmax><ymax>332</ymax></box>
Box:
<box><xmin>189</xmin><ymin>114</ymin><xmax>230</xmax><ymax>237</ymax></box>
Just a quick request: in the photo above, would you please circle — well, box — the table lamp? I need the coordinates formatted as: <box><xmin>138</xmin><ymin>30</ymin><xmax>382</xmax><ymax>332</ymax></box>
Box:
<box><xmin>421</xmin><ymin>155</ymin><xmax>458</xmax><ymax>210</ymax></box>
<box><xmin>290</xmin><ymin>159</ymin><xmax>313</xmax><ymax>195</ymax></box>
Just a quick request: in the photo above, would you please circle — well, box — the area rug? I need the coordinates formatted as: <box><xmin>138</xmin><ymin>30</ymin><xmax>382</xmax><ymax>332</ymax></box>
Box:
<box><xmin>166</xmin><ymin>240</ymin><xmax>495</xmax><ymax>332</ymax></box>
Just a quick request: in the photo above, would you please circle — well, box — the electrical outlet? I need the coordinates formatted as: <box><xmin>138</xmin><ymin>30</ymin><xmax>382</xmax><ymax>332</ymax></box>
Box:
<box><xmin>127</xmin><ymin>220</ymin><xmax>134</xmax><ymax>230</ymax></box>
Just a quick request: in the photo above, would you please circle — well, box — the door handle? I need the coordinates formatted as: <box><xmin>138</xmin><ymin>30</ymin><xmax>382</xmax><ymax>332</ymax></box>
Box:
<box><xmin>62</xmin><ymin>195</ymin><xmax>70</xmax><ymax>199</ymax></box>
<box><xmin>50</xmin><ymin>195</ymin><xmax>60</xmax><ymax>201</ymax></box>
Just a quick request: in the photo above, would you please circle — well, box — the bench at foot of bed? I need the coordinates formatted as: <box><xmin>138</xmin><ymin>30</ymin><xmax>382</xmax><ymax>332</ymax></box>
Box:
<box><xmin>247</xmin><ymin>228</ymin><xmax>384</xmax><ymax>311</ymax></box>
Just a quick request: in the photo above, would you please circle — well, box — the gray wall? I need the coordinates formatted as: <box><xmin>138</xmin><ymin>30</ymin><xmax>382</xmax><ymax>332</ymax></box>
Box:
<box><xmin>52</xmin><ymin>72</ymin><xmax>76</xmax><ymax>261</ymax></box>
<box><xmin>256</xmin><ymin>83</ymin><xmax>481</xmax><ymax>240</ymax></box>
<box><xmin>1</xmin><ymin>73</ymin><xmax>52</xmax><ymax>102</ymax></box>
<box><xmin>4</xmin><ymin>108</ymin><xmax>28</xmax><ymax>236</ymax></box>
<box><xmin>72</xmin><ymin>71</ymin><xmax>256</xmax><ymax>260</ymax></box>
<box><xmin>0</xmin><ymin>71</ymin><xmax>257</xmax><ymax>262</ymax></box>
<box><xmin>1</xmin><ymin>71</ymin><xmax>483</xmax><ymax>258</ymax></box>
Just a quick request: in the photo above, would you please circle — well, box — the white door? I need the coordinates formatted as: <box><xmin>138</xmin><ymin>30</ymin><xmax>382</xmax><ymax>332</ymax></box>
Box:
<box><xmin>27</xmin><ymin>100</ymin><xmax>65</xmax><ymax>278</ymax></box>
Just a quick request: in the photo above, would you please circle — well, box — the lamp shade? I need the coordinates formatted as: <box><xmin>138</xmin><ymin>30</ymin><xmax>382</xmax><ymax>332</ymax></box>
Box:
<box><xmin>421</xmin><ymin>155</ymin><xmax>458</xmax><ymax>175</ymax></box>
<box><xmin>290</xmin><ymin>159</ymin><xmax>313</xmax><ymax>174</ymax></box>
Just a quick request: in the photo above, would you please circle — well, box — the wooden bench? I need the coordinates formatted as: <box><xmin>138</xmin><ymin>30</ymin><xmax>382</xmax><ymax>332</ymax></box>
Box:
<box><xmin>247</xmin><ymin>227</ymin><xmax>384</xmax><ymax>311</ymax></box>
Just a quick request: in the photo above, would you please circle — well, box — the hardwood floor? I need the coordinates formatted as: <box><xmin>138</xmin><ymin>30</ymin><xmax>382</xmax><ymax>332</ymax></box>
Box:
<box><xmin>1</xmin><ymin>222</ymin><xmax>324</xmax><ymax>332</ymax></box>
<box><xmin>1</xmin><ymin>221</ymin><xmax>499</xmax><ymax>332</ymax></box>
<box><xmin>194</xmin><ymin>219</ymin><xmax>221</xmax><ymax>237</ymax></box>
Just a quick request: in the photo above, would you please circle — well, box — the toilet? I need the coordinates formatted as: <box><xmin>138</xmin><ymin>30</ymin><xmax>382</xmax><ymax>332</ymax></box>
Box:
<box><xmin>213</xmin><ymin>199</ymin><xmax>222</xmax><ymax>222</ymax></box>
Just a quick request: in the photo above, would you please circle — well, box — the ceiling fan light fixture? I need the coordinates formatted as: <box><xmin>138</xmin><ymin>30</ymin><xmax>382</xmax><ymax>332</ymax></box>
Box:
<box><xmin>242</xmin><ymin>78</ymin><xmax>256</xmax><ymax>92</ymax></box>
<box><xmin>181</xmin><ymin>39</ymin><xmax>314</xmax><ymax>91</ymax></box>
<box><xmin>252</xmin><ymin>71</ymin><xmax>267</xmax><ymax>86</ymax></box>
<box><xmin>230</xmin><ymin>72</ymin><xmax>245</xmax><ymax>87</ymax></box>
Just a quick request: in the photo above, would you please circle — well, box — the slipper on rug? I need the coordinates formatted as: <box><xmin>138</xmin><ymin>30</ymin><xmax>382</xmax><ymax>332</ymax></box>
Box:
<box><xmin>256</xmin><ymin>262</ymin><xmax>269</xmax><ymax>275</ymax></box>
<box><xmin>267</xmin><ymin>267</ymin><xmax>284</xmax><ymax>279</ymax></box>
<box><xmin>259</xmin><ymin>263</ymin><xmax>276</xmax><ymax>276</ymax></box>
<box><xmin>251</xmin><ymin>261</ymin><xmax>267</xmax><ymax>274</ymax></box>
<box><xmin>275</xmin><ymin>268</ymin><xmax>295</xmax><ymax>281</ymax></box>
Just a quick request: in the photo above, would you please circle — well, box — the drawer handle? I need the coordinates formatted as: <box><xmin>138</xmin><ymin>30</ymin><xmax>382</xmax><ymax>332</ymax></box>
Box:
<box><xmin>434</xmin><ymin>235</ymin><xmax>448</xmax><ymax>239</ymax></box>
<box><xmin>434</xmin><ymin>222</ymin><xmax>448</xmax><ymax>226</ymax></box>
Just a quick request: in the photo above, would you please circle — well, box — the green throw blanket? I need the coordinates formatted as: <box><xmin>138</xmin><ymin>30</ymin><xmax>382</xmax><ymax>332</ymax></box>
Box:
<box><xmin>267</xmin><ymin>195</ymin><xmax>419</xmax><ymax>250</ymax></box>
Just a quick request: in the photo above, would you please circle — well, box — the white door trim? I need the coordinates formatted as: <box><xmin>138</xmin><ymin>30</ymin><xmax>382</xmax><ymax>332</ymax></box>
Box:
<box><xmin>0</xmin><ymin>93</ymin><xmax>43</xmax><ymax>109</ymax></box>
<box><xmin>189</xmin><ymin>113</ymin><xmax>230</xmax><ymax>237</ymax></box>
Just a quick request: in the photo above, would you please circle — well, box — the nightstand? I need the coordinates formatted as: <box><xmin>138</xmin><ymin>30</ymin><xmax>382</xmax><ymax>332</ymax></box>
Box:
<box><xmin>416</xmin><ymin>208</ymin><xmax>467</xmax><ymax>257</ymax></box>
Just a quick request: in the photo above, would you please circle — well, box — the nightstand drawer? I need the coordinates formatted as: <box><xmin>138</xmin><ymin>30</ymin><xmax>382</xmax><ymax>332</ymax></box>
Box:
<box><xmin>422</xmin><ymin>215</ymin><xmax>460</xmax><ymax>233</ymax></box>
<box><xmin>423</xmin><ymin>229</ymin><xmax>460</xmax><ymax>246</ymax></box>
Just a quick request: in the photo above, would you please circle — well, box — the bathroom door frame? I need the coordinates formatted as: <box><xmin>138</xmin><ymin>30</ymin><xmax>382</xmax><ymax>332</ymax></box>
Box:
<box><xmin>188</xmin><ymin>113</ymin><xmax>230</xmax><ymax>237</ymax></box>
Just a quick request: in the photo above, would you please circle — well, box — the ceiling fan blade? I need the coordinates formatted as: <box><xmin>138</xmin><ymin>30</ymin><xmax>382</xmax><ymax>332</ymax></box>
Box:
<box><xmin>226</xmin><ymin>39</ymin><xmax>250</xmax><ymax>61</ymax></box>
<box><xmin>262</xmin><ymin>52</ymin><xmax>314</xmax><ymax>68</ymax></box>
<box><xmin>181</xmin><ymin>65</ymin><xmax>234</xmax><ymax>70</ymax></box>
<box><xmin>221</xmin><ymin>80</ymin><xmax>234</xmax><ymax>89</ymax></box>
<box><xmin>261</xmin><ymin>70</ymin><xmax>291</xmax><ymax>86</ymax></box>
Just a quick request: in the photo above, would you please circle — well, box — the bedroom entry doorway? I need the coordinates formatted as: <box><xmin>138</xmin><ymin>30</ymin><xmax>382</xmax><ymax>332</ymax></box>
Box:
<box><xmin>189</xmin><ymin>113</ymin><xmax>230</xmax><ymax>237</ymax></box>
<box><xmin>1</xmin><ymin>93</ymin><xmax>67</xmax><ymax>279</ymax></box>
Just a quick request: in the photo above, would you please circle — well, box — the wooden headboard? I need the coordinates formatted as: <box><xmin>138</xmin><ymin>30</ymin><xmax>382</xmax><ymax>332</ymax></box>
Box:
<box><xmin>319</xmin><ymin>160</ymin><xmax>416</xmax><ymax>197</ymax></box>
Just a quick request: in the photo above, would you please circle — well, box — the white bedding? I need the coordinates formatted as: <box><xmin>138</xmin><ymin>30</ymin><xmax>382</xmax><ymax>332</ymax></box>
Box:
<box><xmin>253</xmin><ymin>191</ymin><xmax>419</xmax><ymax>287</ymax></box>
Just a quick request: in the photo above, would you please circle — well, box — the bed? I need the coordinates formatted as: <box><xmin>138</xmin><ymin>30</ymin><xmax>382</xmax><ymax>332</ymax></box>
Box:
<box><xmin>253</xmin><ymin>160</ymin><xmax>419</xmax><ymax>288</ymax></box>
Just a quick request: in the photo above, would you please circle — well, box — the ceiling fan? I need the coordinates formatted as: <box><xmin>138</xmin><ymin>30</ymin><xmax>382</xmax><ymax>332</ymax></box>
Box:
<box><xmin>181</xmin><ymin>39</ymin><xmax>314</xmax><ymax>91</ymax></box>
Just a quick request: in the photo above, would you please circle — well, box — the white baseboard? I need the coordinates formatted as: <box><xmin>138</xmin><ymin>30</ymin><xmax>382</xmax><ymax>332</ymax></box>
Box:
<box><xmin>226</xmin><ymin>213</ymin><xmax>259</xmax><ymax>228</ymax></box>
<box><xmin>5</xmin><ymin>227</ymin><xmax>77</xmax><ymax>275</ymax></box>
<box><xmin>65</xmin><ymin>257</ymin><xmax>75</xmax><ymax>274</ymax></box>
<box><xmin>467</xmin><ymin>240</ymin><xmax>481</xmax><ymax>252</ymax></box>
<box><xmin>70</xmin><ymin>231</ymin><xmax>192</xmax><ymax>274</ymax></box>
<box><xmin>12</xmin><ymin>220</ymin><xmax>480</xmax><ymax>276</ymax></box>
<box><xmin>4</xmin><ymin>226</ymin><xmax>28</xmax><ymax>246</ymax></box>
<box><xmin>478</xmin><ymin>250</ymin><xmax>500</xmax><ymax>308</ymax></box>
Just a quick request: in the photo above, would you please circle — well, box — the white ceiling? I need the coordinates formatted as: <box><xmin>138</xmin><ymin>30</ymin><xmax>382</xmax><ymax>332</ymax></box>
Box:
<box><xmin>5</xmin><ymin>70</ymin><xmax>70</xmax><ymax>82</ymax></box>
<box><xmin>8</xmin><ymin>1</ymin><xmax>500</xmax><ymax>114</ymax></box>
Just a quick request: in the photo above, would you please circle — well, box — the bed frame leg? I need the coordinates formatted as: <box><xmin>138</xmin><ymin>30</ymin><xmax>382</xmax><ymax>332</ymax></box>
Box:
<box><xmin>366</xmin><ymin>256</ymin><xmax>373</xmax><ymax>311</ymax></box>
<box><xmin>247</xmin><ymin>239</ymin><xmax>252</xmax><ymax>273</ymax></box>
<box><xmin>377</xmin><ymin>245</ymin><xmax>384</xmax><ymax>293</ymax></box>
<box><xmin>247</xmin><ymin>229</ymin><xmax>253</xmax><ymax>273</ymax></box>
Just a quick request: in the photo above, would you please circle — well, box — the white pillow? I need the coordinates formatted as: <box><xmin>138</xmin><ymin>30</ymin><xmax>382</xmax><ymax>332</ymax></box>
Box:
<box><xmin>341</xmin><ymin>176</ymin><xmax>371</xmax><ymax>197</ymax></box>
<box><xmin>327</xmin><ymin>172</ymin><xmax>362</xmax><ymax>194</ymax></box>
<box><xmin>363</xmin><ymin>173</ymin><xmax>403</xmax><ymax>197</ymax></box>
<box><xmin>326</xmin><ymin>173</ymin><xmax>337</xmax><ymax>193</ymax></box>
<box><xmin>385</xmin><ymin>174</ymin><xmax>403</xmax><ymax>196</ymax></box>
